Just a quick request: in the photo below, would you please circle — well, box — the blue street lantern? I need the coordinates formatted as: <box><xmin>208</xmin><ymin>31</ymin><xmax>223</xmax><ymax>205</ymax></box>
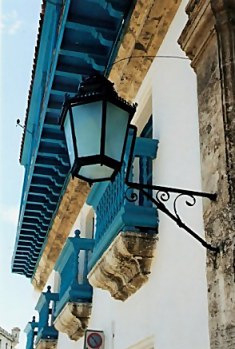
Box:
<box><xmin>60</xmin><ymin>76</ymin><xmax>219</xmax><ymax>253</ymax></box>
<box><xmin>60</xmin><ymin>75</ymin><xmax>136</xmax><ymax>183</ymax></box>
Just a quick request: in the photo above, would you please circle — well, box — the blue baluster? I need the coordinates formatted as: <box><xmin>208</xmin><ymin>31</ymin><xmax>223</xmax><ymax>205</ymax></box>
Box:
<box><xmin>25</xmin><ymin>316</ymin><xmax>38</xmax><ymax>349</ymax></box>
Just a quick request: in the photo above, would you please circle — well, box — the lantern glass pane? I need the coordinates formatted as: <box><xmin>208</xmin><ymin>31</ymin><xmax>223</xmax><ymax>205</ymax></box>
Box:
<box><xmin>72</xmin><ymin>101</ymin><xmax>102</xmax><ymax>157</ymax></box>
<box><xmin>64</xmin><ymin>111</ymin><xmax>75</xmax><ymax>166</ymax></box>
<box><xmin>105</xmin><ymin>102</ymin><xmax>130</xmax><ymax>162</ymax></box>
<box><xmin>79</xmin><ymin>164</ymin><xmax>114</xmax><ymax>180</ymax></box>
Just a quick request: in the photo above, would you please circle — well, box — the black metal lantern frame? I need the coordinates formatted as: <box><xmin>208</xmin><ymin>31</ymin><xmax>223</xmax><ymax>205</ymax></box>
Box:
<box><xmin>60</xmin><ymin>75</ymin><xmax>137</xmax><ymax>183</ymax></box>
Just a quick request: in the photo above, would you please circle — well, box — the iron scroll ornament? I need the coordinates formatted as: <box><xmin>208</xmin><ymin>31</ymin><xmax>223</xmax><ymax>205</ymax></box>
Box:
<box><xmin>125</xmin><ymin>125</ymin><xmax>219</xmax><ymax>253</ymax></box>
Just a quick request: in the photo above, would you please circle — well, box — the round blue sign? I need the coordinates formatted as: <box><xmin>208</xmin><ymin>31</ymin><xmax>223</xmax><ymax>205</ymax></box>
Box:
<box><xmin>87</xmin><ymin>332</ymin><xmax>103</xmax><ymax>348</ymax></box>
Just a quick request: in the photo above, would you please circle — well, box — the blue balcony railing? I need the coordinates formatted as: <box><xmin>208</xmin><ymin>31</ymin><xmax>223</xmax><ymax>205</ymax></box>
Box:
<box><xmin>25</xmin><ymin>317</ymin><xmax>38</xmax><ymax>349</ymax></box>
<box><xmin>87</xmin><ymin>136</ymin><xmax>159</xmax><ymax>271</ymax></box>
<box><xmin>95</xmin><ymin>161</ymin><xmax>126</xmax><ymax>242</ymax></box>
<box><xmin>35</xmin><ymin>286</ymin><xmax>59</xmax><ymax>347</ymax></box>
<box><xmin>54</xmin><ymin>231</ymin><xmax>95</xmax><ymax>318</ymax></box>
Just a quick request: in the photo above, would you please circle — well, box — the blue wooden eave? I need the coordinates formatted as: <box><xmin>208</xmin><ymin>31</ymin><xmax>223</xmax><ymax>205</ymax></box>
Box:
<box><xmin>12</xmin><ymin>0</ymin><xmax>137</xmax><ymax>278</ymax></box>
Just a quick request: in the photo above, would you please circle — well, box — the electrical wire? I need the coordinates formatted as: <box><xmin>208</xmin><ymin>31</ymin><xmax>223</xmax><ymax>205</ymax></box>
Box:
<box><xmin>109</xmin><ymin>54</ymin><xmax>189</xmax><ymax>68</ymax></box>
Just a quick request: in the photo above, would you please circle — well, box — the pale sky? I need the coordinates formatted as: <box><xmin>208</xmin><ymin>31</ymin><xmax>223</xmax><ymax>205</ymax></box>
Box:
<box><xmin>0</xmin><ymin>1</ymin><xmax>42</xmax><ymax>348</ymax></box>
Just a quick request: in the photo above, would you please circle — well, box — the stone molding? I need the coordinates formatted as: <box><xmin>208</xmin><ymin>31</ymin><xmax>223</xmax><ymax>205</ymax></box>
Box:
<box><xmin>54</xmin><ymin>302</ymin><xmax>92</xmax><ymax>341</ymax></box>
<box><xmin>35</xmin><ymin>339</ymin><xmax>57</xmax><ymax>349</ymax></box>
<box><xmin>178</xmin><ymin>0</ymin><xmax>216</xmax><ymax>69</ymax></box>
<box><xmin>109</xmin><ymin>0</ymin><xmax>182</xmax><ymax>101</ymax></box>
<box><xmin>210</xmin><ymin>0</ymin><xmax>235</xmax><ymax>209</ymax></box>
<box><xmin>32</xmin><ymin>178</ymin><xmax>90</xmax><ymax>290</ymax></box>
<box><xmin>88</xmin><ymin>231</ymin><xmax>157</xmax><ymax>301</ymax></box>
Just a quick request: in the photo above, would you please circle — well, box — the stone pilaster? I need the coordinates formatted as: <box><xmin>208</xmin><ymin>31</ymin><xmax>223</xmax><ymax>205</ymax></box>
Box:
<box><xmin>179</xmin><ymin>1</ymin><xmax>235</xmax><ymax>349</ymax></box>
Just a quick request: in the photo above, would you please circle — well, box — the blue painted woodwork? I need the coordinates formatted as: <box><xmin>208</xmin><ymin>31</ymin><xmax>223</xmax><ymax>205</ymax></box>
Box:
<box><xmin>25</xmin><ymin>317</ymin><xmax>38</xmax><ymax>349</ymax></box>
<box><xmin>54</xmin><ymin>230</ymin><xmax>95</xmax><ymax>318</ymax></box>
<box><xmin>12</xmin><ymin>0</ymin><xmax>137</xmax><ymax>278</ymax></box>
<box><xmin>87</xmin><ymin>134</ymin><xmax>159</xmax><ymax>271</ymax></box>
<box><xmin>139</xmin><ymin>115</ymin><xmax>153</xmax><ymax>207</ymax></box>
<box><xmin>35</xmin><ymin>286</ymin><xmax>59</xmax><ymax>345</ymax></box>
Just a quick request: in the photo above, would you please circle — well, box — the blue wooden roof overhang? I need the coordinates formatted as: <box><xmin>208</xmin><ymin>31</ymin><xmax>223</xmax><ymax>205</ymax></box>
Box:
<box><xmin>12</xmin><ymin>0</ymin><xmax>136</xmax><ymax>278</ymax></box>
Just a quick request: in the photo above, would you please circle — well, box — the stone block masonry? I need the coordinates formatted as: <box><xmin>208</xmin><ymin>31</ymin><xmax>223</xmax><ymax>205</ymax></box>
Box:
<box><xmin>179</xmin><ymin>1</ymin><xmax>235</xmax><ymax>348</ymax></box>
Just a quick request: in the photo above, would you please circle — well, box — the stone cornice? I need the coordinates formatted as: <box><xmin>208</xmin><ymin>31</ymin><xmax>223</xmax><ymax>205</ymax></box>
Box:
<box><xmin>0</xmin><ymin>327</ymin><xmax>16</xmax><ymax>343</ymax></box>
<box><xmin>178</xmin><ymin>0</ymin><xmax>235</xmax><ymax>69</ymax></box>
<box><xmin>32</xmin><ymin>178</ymin><xmax>89</xmax><ymax>290</ymax></box>
<box><xmin>109</xmin><ymin>0</ymin><xmax>182</xmax><ymax>101</ymax></box>
<box><xmin>178</xmin><ymin>0</ymin><xmax>216</xmax><ymax>69</ymax></box>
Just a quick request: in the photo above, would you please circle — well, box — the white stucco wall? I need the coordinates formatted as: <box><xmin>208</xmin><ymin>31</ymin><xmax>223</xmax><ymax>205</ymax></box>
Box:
<box><xmin>55</xmin><ymin>1</ymin><xmax>210</xmax><ymax>349</ymax></box>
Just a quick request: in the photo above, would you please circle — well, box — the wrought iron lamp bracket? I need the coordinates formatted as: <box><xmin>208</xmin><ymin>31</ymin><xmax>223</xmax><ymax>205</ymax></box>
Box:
<box><xmin>125</xmin><ymin>125</ymin><xmax>220</xmax><ymax>253</ymax></box>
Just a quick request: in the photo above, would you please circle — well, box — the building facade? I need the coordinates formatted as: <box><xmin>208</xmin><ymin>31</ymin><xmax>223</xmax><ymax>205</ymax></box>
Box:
<box><xmin>12</xmin><ymin>1</ymin><xmax>235</xmax><ymax>349</ymax></box>
<box><xmin>0</xmin><ymin>327</ymin><xmax>20</xmax><ymax>349</ymax></box>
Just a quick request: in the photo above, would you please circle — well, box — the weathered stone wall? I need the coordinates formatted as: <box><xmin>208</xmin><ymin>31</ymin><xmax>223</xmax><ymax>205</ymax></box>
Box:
<box><xmin>179</xmin><ymin>1</ymin><xmax>235</xmax><ymax>348</ymax></box>
<box><xmin>109</xmin><ymin>0</ymin><xmax>182</xmax><ymax>101</ymax></box>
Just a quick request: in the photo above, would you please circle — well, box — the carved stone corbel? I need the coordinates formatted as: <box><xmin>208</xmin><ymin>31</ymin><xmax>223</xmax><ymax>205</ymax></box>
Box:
<box><xmin>35</xmin><ymin>340</ymin><xmax>57</xmax><ymax>349</ymax></box>
<box><xmin>54</xmin><ymin>303</ymin><xmax>92</xmax><ymax>341</ymax></box>
<box><xmin>88</xmin><ymin>232</ymin><xmax>157</xmax><ymax>301</ymax></box>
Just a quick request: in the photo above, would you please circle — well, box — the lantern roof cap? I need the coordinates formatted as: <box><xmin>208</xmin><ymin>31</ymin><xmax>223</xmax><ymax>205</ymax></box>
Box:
<box><xmin>65</xmin><ymin>75</ymin><xmax>136</xmax><ymax>103</ymax></box>
<box><xmin>79</xmin><ymin>75</ymin><xmax>115</xmax><ymax>94</ymax></box>
<box><xmin>60</xmin><ymin>75</ymin><xmax>137</xmax><ymax>127</ymax></box>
